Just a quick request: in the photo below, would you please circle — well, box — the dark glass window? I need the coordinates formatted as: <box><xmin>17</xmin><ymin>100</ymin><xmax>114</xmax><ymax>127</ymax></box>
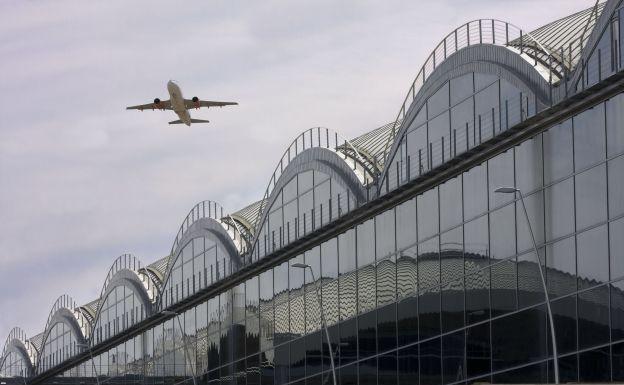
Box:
<box><xmin>418</xmin><ymin>285</ymin><xmax>441</xmax><ymax>340</ymax></box>
<box><xmin>358</xmin><ymin>219</ymin><xmax>376</xmax><ymax>267</ymax></box>
<box><xmin>578</xmin><ymin>346</ymin><xmax>610</xmax><ymax>383</ymax></box>
<box><xmin>378</xmin><ymin>351</ymin><xmax>397</xmax><ymax>385</ymax></box>
<box><xmin>339</xmin><ymin>318</ymin><xmax>357</xmax><ymax>365</ymax></box>
<box><xmin>611</xmin><ymin>280</ymin><xmax>624</xmax><ymax>341</ymax></box>
<box><xmin>606</xmin><ymin>93</ymin><xmax>624</xmax><ymax>157</ymax></box>
<box><xmin>398</xmin><ymin>344</ymin><xmax>419</xmax><ymax>385</ymax></box>
<box><xmin>491</xmin><ymin>305</ymin><xmax>547</xmax><ymax>371</ymax></box>
<box><xmin>612</xmin><ymin>218</ymin><xmax>624</xmax><ymax>281</ymax></box>
<box><xmin>545</xmin><ymin>178</ymin><xmax>575</xmax><ymax>241</ymax></box>
<box><xmin>574</xmin><ymin>104</ymin><xmax>606</xmax><ymax>171</ymax></box>
<box><xmin>358</xmin><ymin>310</ymin><xmax>377</xmax><ymax>359</ymax></box>
<box><xmin>464</xmin><ymin>215</ymin><xmax>489</xmax><ymax>263</ymax></box>
<box><xmin>440</xmin><ymin>227</ymin><xmax>463</xmax><ymax>285</ymax></box>
<box><xmin>466</xmin><ymin>322</ymin><xmax>491</xmax><ymax>378</ymax></box>
<box><xmin>609</xmin><ymin>156</ymin><xmax>624</xmax><ymax>219</ymax></box>
<box><xmin>359</xmin><ymin>356</ymin><xmax>377</xmax><ymax>385</ymax></box>
<box><xmin>397</xmin><ymin>295</ymin><xmax>419</xmax><ymax>347</ymax></box>
<box><xmin>578</xmin><ymin>284</ymin><xmax>610</xmax><ymax>349</ymax></box>
<box><xmin>492</xmin><ymin>361</ymin><xmax>548</xmax><ymax>384</ymax></box>
<box><xmin>517</xmin><ymin>248</ymin><xmax>546</xmax><ymax>309</ymax></box>
<box><xmin>463</xmin><ymin>163</ymin><xmax>488</xmax><ymax>220</ymax></box>
<box><xmin>290</xmin><ymin>338</ymin><xmax>305</xmax><ymax>382</ymax></box>
<box><xmin>419</xmin><ymin>338</ymin><xmax>442</xmax><ymax>385</ymax></box>
<box><xmin>465</xmin><ymin>268</ymin><xmax>490</xmax><ymax>325</ymax></box>
<box><xmin>442</xmin><ymin>330</ymin><xmax>465</xmax><ymax>384</ymax></box>
<box><xmin>577</xmin><ymin>224</ymin><xmax>609</xmax><ymax>290</ymax></box>
<box><xmin>305</xmin><ymin>331</ymin><xmax>322</xmax><ymax>377</ymax></box>
<box><xmin>339</xmin><ymin>362</ymin><xmax>358</xmax><ymax>385</ymax></box>
<box><xmin>575</xmin><ymin>164</ymin><xmax>608</xmax><ymax>230</ymax></box>
<box><xmin>613</xmin><ymin>341</ymin><xmax>624</xmax><ymax>381</ymax></box>
<box><xmin>375</xmin><ymin>210</ymin><xmax>395</xmax><ymax>260</ymax></box>
<box><xmin>551</xmin><ymin>295</ymin><xmax>577</xmax><ymax>354</ymax></box>
<box><xmin>377</xmin><ymin>303</ymin><xmax>396</xmax><ymax>353</ymax></box>
<box><xmin>419</xmin><ymin>236</ymin><xmax>440</xmax><ymax>291</ymax></box>
<box><xmin>544</xmin><ymin>119</ymin><xmax>573</xmax><ymax>183</ymax></box>
<box><xmin>339</xmin><ymin>229</ymin><xmax>357</xmax><ymax>321</ymax></box>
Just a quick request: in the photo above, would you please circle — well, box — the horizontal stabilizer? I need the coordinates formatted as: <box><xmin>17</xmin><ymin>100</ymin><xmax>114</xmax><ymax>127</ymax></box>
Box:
<box><xmin>168</xmin><ymin>119</ymin><xmax>210</xmax><ymax>125</ymax></box>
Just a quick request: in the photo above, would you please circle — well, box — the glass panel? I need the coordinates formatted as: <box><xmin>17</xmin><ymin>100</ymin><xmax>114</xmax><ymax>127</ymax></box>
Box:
<box><xmin>551</xmin><ymin>294</ymin><xmax>577</xmax><ymax>354</ymax></box>
<box><xmin>463</xmin><ymin>163</ymin><xmax>488</xmax><ymax>220</ymax></box>
<box><xmin>419</xmin><ymin>338</ymin><xmax>442</xmax><ymax>385</ymax></box>
<box><xmin>396</xmin><ymin>198</ymin><xmax>417</xmax><ymax>251</ymax></box>
<box><xmin>575</xmin><ymin>164</ymin><xmax>607</xmax><ymax>230</ymax></box>
<box><xmin>489</xmin><ymin>204</ymin><xmax>516</xmax><ymax>261</ymax></box>
<box><xmin>612</xmin><ymin>280</ymin><xmax>624</xmax><ymax>343</ymax></box>
<box><xmin>577</xmin><ymin>224</ymin><xmax>609</xmax><ymax>290</ymax></box>
<box><xmin>546</xmin><ymin>235</ymin><xmax>577</xmax><ymax>297</ymax></box>
<box><xmin>490</xmin><ymin>259</ymin><xmax>516</xmax><ymax>316</ymax></box>
<box><xmin>439</xmin><ymin>176</ymin><xmax>462</xmax><ymax>232</ymax></box>
<box><xmin>578</xmin><ymin>346</ymin><xmax>610</xmax><ymax>383</ymax></box>
<box><xmin>491</xmin><ymin>305</ymin><xmax>547</xmax><ymax>371</ymax></box>
<box><xmin>574</xmin><ymin>104</ymin><xmax>606</xmax><ymax>171</ymax></box>
<box><xmin>609</xmin><ymin>155</ymin><xmax>624</xmax><ymax>219</ymax></box>
<box><xmin>612</xmin><ymin>218</ymin><xmax>624</xmax><ymax>281</ymax></box>
<box><xmin>488</xmin><ymin>150</ymin><xmax>514</xmax><ymax>209</ymax></box>
<box><xmin>450</xmin><ymin>73</ymin><xmax>474</xmax><ymax>105</ymax></box>
<box><xmin>545</xmin><ymin>178</ymin><xmax>575</xmax><ymax>241</ymax></box>
<box><xmin>515</xmin><ymin>135</ymin><xmax>543</xmax><ymax>194</ymax></box>
<box><xmin>516</xmin><ymin>190</ymin><xmax>544</xmax><ymax>254</ymax></box>
<box><xmin>375</xmin><ymin>210</ymin><xmax>396</xmax><ymax>260</ymax></box>
<box><xmin>427</xmin><ymin>81</ymin><xmax>450</xmax><ymax>118</ymax></box>
<box><xmin>339</xmin><ymin>230</ymin><xmax>357</xmax><ymax>321</ymax></box>
<box><xmin>442</xmin><ymin>330</ymin><xmax>465</xmax><ymax>384</ymax></box>
<box><xmin>544</xmin><ymin>119</ymin><xmax>573</xmax><ymax>183</ymax></box>
<box><xmin>417</xmin><ymin>188</ymin><xmax>439</xmax><ymax>242</ymax></box>
<box><xmin>607</xmin><ymin>93</ymin><xmax>624</xmax><ymax>157</ymax></box>
<box><xmin>578</xmin><ymin>284</ymin><xmax>610</xmax><ymax>349</ymax></box>
<box><xmin>398</xmin><ymin>344</ymin><xmax>419</xmax><ymax>385</ymax></box>
<box><xmin>466</xmin><ymin>322</ymin><xmax>490</xmax><ymax>378</ymax></box>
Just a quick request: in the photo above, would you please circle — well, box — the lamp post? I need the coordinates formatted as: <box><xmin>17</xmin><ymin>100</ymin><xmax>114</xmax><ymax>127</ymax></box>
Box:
<box><xmin>495</xmin><ymin>187</ymin><xmax>559</xmax><ymax>384</ymax></box>
<box><xmin>291</xmin><ymin>263</ymin><xmax>337</xmax><ymax>385</ymax></box>
<box><xmin>76</xmin><ymin>343</ymin><xmax>100</xmax><ymax>385</ymax></box>
<box><xmin>161</xmin><ymin>310</ymin><xmax>197</xmax><ymax>385</ymax></box>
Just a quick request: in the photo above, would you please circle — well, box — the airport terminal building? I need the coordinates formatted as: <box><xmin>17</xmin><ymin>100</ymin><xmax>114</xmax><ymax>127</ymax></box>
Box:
<box><xmin>4</xmin><ymin>2</ymin><xmax>624</xmax><ymax>384</ymax></box>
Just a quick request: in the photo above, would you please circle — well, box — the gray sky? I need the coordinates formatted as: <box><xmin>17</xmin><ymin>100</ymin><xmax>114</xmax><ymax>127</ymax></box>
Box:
<box><xmin>0</xmin><ymin>0</ymin><xmax>594</xmax><ymax>341</ymax></box>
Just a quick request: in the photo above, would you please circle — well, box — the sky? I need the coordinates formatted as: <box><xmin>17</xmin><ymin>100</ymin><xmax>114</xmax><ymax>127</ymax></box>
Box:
<box><xmin>0</xmin><ymin>0</ymin><xmax>596</xmax><ymax>343</ymax></box>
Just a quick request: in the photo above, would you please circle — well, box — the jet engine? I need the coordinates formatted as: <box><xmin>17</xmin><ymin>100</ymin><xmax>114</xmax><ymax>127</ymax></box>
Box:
<box><xmin>192</xmin><ymin>96</ymin><xmax>199</xmax><ymax>102</ymax></box>
<box><xmin>154</xmin><ymin>98</ymin><xmax>161</xmax><ymax>104</ymax></box>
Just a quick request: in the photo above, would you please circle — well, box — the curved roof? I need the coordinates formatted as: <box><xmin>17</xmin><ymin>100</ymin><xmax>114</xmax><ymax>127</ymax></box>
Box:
<box><xmin>338</xmin><ymin>120</ymin><xmax>400</xmax><ymax>174</ymax></box>
<box><xmin>509</xmin><ymin>2</ymin><xmax>606</xmax><ymax>73</ymax></box>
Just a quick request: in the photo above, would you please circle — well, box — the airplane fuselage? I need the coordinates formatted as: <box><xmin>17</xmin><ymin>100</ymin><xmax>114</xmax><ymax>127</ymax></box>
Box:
<box><xmin>167</xmin><ymin>81</ymin><xmax>191</xmax><ymax>126</ymax></box>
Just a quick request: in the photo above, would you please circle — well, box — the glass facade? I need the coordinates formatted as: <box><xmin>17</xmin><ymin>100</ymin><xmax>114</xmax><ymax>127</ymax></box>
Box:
<box><xmin>3</xmin><ymin>3</ymin><xmax>624</xmax><ymax>385</ymax></box>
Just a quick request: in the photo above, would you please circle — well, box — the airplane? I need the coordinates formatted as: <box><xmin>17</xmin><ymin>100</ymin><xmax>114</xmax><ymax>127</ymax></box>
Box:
<box><xmin>126</xmin><ymin>80</ymin><xmax>238</xmax><ymax>126</ymax></box>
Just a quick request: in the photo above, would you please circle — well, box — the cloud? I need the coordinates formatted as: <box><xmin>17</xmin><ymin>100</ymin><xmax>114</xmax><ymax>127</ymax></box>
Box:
<box><xmin>0</xmin><ymin>0</ymin><xmax>596</xmax><ymax>339</ymax></box>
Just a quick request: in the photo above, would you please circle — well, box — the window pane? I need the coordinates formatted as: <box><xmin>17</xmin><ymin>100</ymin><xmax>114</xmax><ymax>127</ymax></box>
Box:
<box><xmin>574</xmin><ymin>104</ymin><xmax>606</xmax><ymax>170</ymax></box>
<box><xmin>546</xmin><ymin>235</ymin><xmax>577</xmax><ymax>297</ymax></box>
<box><xmin>515</xmin><ymin>136</ymin><xmax>543</xmax><ymax>193</ymax></box>
<box><xmin>578</xmin><ymin>284</ymin><xmax>609</xmax><ymax>349</ymax></box>
<box><xmin>488</xmin><ymin>150</ymin><xmax>514</xmax><ymax>209</ymax></box>
<box><xmin>545</xmin><ymin>178</ymin><xmax>575</xmax><ymax>241</ymax></box>
<box><xmin>489</xmin><ymin>204</ymin><xmax>516</xmax><ymax>261</ymax></box>
<box><xmin>606</xmin><ymin>93</ymin><xmax>624</xmax><ymax>157</ymax></box>
<box><xmin>544</xmin><ymin>119</ymin><xmax>573</xmax><ymax>183</ymax></box>
<box><xmin>466</xmin><ymin>321</ymin><xmax>491</xmax><ymax>378</ymax></box>
<box><xmin>575</xmin><ymin>164</ymin><xmax>607</xmax><ymax>230</ymax></box>
<box><xmin>577</xmin><ymin>224</ymin><xmax>609</xmax><ymax>290</ymax></box>
<box><xmin>439</xmin><ymin>176</ymin><xmax>462</xmax><ymax>231</ymax></box>
<box><xmin>418</xmin><ymin>188</ymin><xmax>439</xmax><ymax>241</ymax></box>
<box><xmin>396</xmin><ymin>198</ymin><xmax>417</xmax><ymax>250</ymax></box>
<box><xmin>609</xmin><ymin>156</ymin><xmax>624</xmax><ymax>219</ymax></box>
<box><xmin>463</xmin><ymin>163</ymin><xmax>488</xmax><ymax>220</ymax></box>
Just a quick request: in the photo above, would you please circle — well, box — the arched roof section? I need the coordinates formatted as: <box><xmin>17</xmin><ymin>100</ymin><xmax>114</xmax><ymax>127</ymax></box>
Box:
<box><xmin>378</xmin><ymin>19</ymin><xmax>561</xmax><ymax>194</ymax></box>
<box><xmin>37</xmin><ymin>294</ymin><xmax>90</xmax><ymax>371</ymax></box>
<box><xmin>0</xmin><ymin>328</ymin><xmax>36</xmax><ymax>377</ymax></box>
<box><xmin>159</xmin><ymin>200</ymin><xmax>246</xmax><ymax>309</ymax></box>
<box><xmin>252</xmin><ymin>127</ymin><xmax>374</xmax><ymax>236</ymax></box>
<box><xmin>91</xmin><ymin>254</ymin><xmax>157</xmax><ymax>329</ymax></box>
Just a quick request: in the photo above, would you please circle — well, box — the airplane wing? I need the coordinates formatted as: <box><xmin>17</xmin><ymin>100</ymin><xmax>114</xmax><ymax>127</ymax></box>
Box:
<box><xmin>126</xmin><ymin>99</ymin><xmax>172</xmax><ymax>111</ymax></box>
<box><xmin>184</xmin><ymin>99</ymin><xmax>238</xmax><ymax>109</ymax></box>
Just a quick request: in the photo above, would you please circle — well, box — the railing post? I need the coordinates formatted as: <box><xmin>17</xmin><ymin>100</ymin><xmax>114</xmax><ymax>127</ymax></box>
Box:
<box><xmin>467</xmin><ymin>23</ymin><xmax>470</xmax><ymax>46</ymax></box>
<box><xmin>491</xmin><ymin>19</ymin><xmax>495</xmax><ymax>44</ymax></box>
<box><xmin>491</xmin><ymin>107</ymin><xmax>496</xmax><ymax>135</ymax></box>
<box><xmin>453</xmin><ymin>129</ymin><xmax>457</xmax><ymax>157</ymax></box>
<box><xmin>407</xmin><ymin>155</ymin><xmax>411</xmax><ymax>181</ymax></box>
<box><xmin>598</xmin><ymin>48</ymin><xmax>602</xmax><ymax>82</ymax></box>
<box><xmin>429</xmin><ymin>142</ymin><xmax>433</xmax><ymax>168</ymax></box>
<box><xmin>465</xmin><ymin>122</ymin><xmax>469</xmax><ymax>151</ymax></box>
<box><xmin>505</xmin><ymin>99</ymin><xmax>509</xmax><ymax>130</ymax></box>
<box><xmin>478</xmin><ymin>115</ymin><xmax>482</xmax><ymax>144</ymax></box>
<box><xmin>419</xmin><ymin>149</ymin><xmax>423</xmax><ymax>176</ymax></box>
<box><xmin>396</xmin><ymin>161</ymin><xmax>400</xmax><ymax>185</ymax></box>
<box><xmin>505</xmin><ymin>22</ymin><xmax>509</xmax><ymax>45</ymax></box>
<box><xmin>479</xmin><ymin>19</ymin><xmax>482</xmax><ymax>44</ymax></box>
<box><xmin>454</xmin><ymin>29</ymin><xmax>458</xmax><ymax>52</ymax></box>
<box><xmin>520</xmin><ymin>30</ymin><xmax>523</xmax><ymax>54</ymax></box>
<box><xmin>441</xmin><ymin>136</ymin><xmax>445</xmax><ymax>163</ymax></box>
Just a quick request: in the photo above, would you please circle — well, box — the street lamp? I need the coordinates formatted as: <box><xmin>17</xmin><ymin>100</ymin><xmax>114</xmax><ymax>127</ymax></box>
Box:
<box><xmin>161</xmin><ymin>310</ymin><xmax>197</xmax><ymax>385</ymax></box>
<box><xmin>76</xmin><ymin>343</ymin><xmax>100</xmax><ymax>385</ymax></box>
<box><xmin>495</xmin><ymin>187</ymin><xmax>559</xmax><ymax>384</ymax></box>
<box><xmin>291</xmin><ymin>263</ymin><xmax>337</xmax><ymax>385</ymax></box>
